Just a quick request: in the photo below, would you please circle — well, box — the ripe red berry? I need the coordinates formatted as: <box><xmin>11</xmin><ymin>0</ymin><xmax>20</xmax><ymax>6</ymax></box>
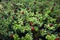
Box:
<box><xmin>29</xmin><ymin>21</ymin><xmax>33</xmax><ymax>26</ymax></box>
<box><xmin>9</xmin><ymin>34</ymin><xmax>14</xmax><ymax>38</ymax></box>
<box><xmin>31</xmin><ymin>27</ymin><xmax>35</xmax><ymax>31</ymax></box>
<box><xmin>49</xmin><ymin>23</ymin><xmax>53</xmax><ymax>27</ymax></box>
<box><xmin>55</xmin><ymin>38</ymin><xmax>60</xmax><ymax>40</ymax></box>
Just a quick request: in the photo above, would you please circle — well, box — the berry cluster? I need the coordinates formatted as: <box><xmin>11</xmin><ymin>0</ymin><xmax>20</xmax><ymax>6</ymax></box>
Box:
<box><xmin>0</xmin><ymin>0</ymin><xmax>60</xmax><ymax>40</ymax></box>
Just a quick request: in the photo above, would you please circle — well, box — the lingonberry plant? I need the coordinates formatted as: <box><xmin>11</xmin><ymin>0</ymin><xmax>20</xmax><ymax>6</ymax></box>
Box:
<box><xmin>0</xmin><ymin>0</ymin><xmax>60</xmax><ymax>40</ymax></box>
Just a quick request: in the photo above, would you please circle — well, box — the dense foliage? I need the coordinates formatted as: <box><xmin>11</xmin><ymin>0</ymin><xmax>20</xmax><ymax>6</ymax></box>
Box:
<box><xmin>0</xmin><ymin>0</ymin><xmax>60</xmax><ymax>40</ymax></box>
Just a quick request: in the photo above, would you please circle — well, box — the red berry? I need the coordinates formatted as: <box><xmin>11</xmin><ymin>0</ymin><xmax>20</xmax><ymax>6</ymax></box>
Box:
<box><xmin>55</xmin><ymin>38</ymin><xmax>60</xmax><ymax>40</ymax></box>
<box><xmin>49</xmin><ymin>23</ymin><xmax>53</xmax><ymax>27</ymax></box>
<box><xmin>31</xmin><ymin>27</ymin><xmax>35</xmax><ymax>31</ymax></box>
<box><xmin>9</xmin><ymin>34</ymin><xmax>14</xmax><ymax>38</ymax></box>
<box><xmin>29</xmin><ymin>22</ymin><xmax>33</xmax><ymax>26</ymax></box>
